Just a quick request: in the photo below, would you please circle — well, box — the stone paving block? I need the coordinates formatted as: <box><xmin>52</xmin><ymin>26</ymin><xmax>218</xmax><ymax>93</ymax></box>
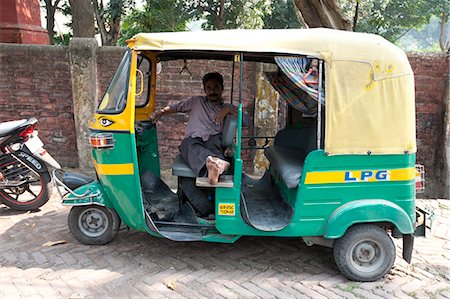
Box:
<box><xmin>394</xmin><ymin>290</ymin><xmax>414</xmax><ymax>298</ymax></box>
<box><xmin>241</xmin><ymin>281</ymin><xmax>276</xmax><ymax>298</ymax></box>
<box><xmin>167</xmin><ymin>281</ymin><xmax>207</xmax><ymax>299</ymax></box>
<box><xmin>400</xmin><ymin>278</ymin><xmax>426</xmax><ymax>293</ymax></box>
<box><xmin>143</xmin><ymin>268</ymin><xmax>178</xmax><ymax>286</ymax></box>
<box><xmin>373</xmin><ymin>288</ymin><xmax>396</xmax><ymax>299</ymax></box>
<box><xmin>423</xmin><ymin>282</ymin><xmax>450</xmax><ymax>295</ymax></box>
<box><xmin>196</xmin><ymin>269</ymin><xmax>227</xmax><ymax>283</ymax></box>
<box><xmin>353</xmin><ymin>287</ymin><xmax>386</xmax><ymax>299</ymax></box>
<box><xmin>318</xmin><ymin>274</ymin><xmax>347</xmax><ymax>288</ymax></box>
<box><xmin>207</xmin><ymin>281</ymin><xmax>239</xmax><ymax>299</ymax></box>
<box><xmin>289</xmin><ymin>281</ymin><xmax>327</xmax><ymax>299</ymax></box>
<box><xmin>311</xmin><ymin>285</ymin><xmax>344</xmax><ymax>299</ymax></box>
<box><xmin>257</xmin><ymin>280</ymin><xmax>294</xmax><ymax>298</ymax></box>
<box><xmin>330</xmin><ymin>287</ymin><xmax>359</xmax><ymax>299</ymax></box>
<box><xmin>301</xmin><ymin>272</ymin><xmax>332</xmax><ymax>287</ymax></box>
<box><xmin>218</xmin><ymin>279</ymin><xmax>259</xmax><ymax>298</ymax></box>
<box><xmin>188</xmin><ymin>280</ymin><xmax>224</xmax><ymax>299</ymax></box>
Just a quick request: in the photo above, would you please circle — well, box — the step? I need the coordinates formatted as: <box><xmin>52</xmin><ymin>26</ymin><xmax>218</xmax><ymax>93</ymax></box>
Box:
<box><xmin>196</xmin><ymin>175</ymin><xmax>234</xmax><ymax>188</ymax></box>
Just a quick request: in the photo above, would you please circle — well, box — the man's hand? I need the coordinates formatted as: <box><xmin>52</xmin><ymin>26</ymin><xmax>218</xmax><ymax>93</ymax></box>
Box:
<box><xmin>150</xmin><ymin>106</ymin><xmax>173</xmax><ymax>122</ymax></box>
<box><xmin>150</xmin><ymin>110</ymin><xmax>163</xmax><ymax>122</ymax></box>
<box><xmin>213</xmin><ymin>107</ymin><xmax>231</xmax><ymax>124</ymax></box>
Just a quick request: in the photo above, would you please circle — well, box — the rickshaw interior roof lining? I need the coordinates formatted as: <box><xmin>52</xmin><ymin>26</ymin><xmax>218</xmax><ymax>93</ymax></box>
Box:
<box><xmin>152</xmin><ymin>51</ymin><xmax>312</xmax><ymax>63</ymax></box>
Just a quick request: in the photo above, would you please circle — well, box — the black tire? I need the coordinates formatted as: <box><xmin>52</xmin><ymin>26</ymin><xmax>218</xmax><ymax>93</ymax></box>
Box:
<box><xmin>68</xmin><ymin>205</ymin><xmax>120</xmax><ymax>245</ymax></box>
<box><xmin>0</xmin><ymin>172</ymin><xmax>51</xmax><ymax>211</ymax></box>
<box><xmin>179</xmin><ymin>177</ymin><xmax>214</xmax><ymax>216</ymax></box>
<box><xmin>333</xmin><ymin>224</ymin><xmax>396</xmax><ymax>282</ymax></box>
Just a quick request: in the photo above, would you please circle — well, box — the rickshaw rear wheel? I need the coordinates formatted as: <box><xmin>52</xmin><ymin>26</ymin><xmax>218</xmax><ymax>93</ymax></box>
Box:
<box><xmin>333</xmin><ymin>224</ymin><xmax>395</xmax><ymax>282</ymax></box>
<box><xmin>68</xmin><ymin>205</ymin><xmax>121</xmax><ymax>245</ymax></box>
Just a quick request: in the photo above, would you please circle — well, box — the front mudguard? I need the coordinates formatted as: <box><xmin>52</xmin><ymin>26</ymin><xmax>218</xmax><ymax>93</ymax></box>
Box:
<box><xmin>62</xmin><ymin>180</ymin><xmax>114</xmax><ymax>209</ymax></box>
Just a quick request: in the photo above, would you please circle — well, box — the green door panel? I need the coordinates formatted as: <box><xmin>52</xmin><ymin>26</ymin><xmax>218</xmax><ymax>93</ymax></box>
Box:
<box><xmin>91</xmin><ymin>131</ymin><xmax>146</xmax><ymax>232</ymax></box>
<box><xmin>135</xmin><ymin>122</ymin><xmax>161</xmax><ymax>177</ymax></box>
<box><xmin>324</xmin><ymin>199</ymin><xmax>415</xmax><ymax>238</ymax></box>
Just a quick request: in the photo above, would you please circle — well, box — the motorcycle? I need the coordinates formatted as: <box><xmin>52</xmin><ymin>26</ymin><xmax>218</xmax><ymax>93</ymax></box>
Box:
<box><xmin>0</xmin><ymin>117</ymin><xmax>61</xmax><ymax>211</ymax></box>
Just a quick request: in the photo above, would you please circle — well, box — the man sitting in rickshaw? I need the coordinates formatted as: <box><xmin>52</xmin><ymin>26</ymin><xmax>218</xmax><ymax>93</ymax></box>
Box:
<box><xmin>151</xmin><ymin>72</ymin><xmax>237</xmax><ymax>185</ymax></box>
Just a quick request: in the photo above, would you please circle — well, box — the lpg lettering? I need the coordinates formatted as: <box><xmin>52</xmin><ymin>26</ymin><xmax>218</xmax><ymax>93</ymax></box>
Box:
<box><xmin>344</xmin><ymin>170</ymin><xmax>391</xmax><ymax>182</ymax></box>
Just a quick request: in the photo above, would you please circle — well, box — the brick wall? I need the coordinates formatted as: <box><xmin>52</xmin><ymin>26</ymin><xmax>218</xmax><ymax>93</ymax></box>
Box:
<box><xmin>408</xmin><ymin>53</ymin><xmax>449</xmax><ymax>198</ymax></box>
<box><xmin>0</xmin><ymin>43</ymin><xmax>448</xmax><ymax>197</ymax></box>
<box><xmin>0</xmin><ymin>44</ymin><xmax>76</xmax><ymax>166</ymax></box>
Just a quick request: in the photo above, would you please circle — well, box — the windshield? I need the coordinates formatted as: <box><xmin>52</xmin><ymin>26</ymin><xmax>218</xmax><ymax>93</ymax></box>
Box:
<box><xmin>97</xmin><ymin>50</ymin><xmax>131</xmax><ymax>114</ymax></box>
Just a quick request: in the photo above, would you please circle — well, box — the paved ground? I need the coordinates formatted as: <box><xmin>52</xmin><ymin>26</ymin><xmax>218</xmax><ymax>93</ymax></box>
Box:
<box><xmin>0</xmin><ymin>185</ymin><xmax>449</xmax><ymax>298</ymax></box>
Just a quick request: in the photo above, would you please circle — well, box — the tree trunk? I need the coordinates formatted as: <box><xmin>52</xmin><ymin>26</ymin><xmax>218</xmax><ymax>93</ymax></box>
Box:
<box><xmin>69</xmin><ymin>0</ymin><xmax>95</xmax><ymax>37</ymax></box>
<box><xmin>217</xmin><ymin>0</ymin><xmax>225</xmax><ymax>30</ymax></box>
<box><xmin>439</xmin><ymin>11</ymin><xmax>450</xmax><ymax>51</ymax></box>
<box><xmin>293</xmin><ymin>0</ymin><xmax>351</xmax><ymax>30</ymax></box>
<box><xmin>43</xmin><ymin>0</ymin><xmax>60</xmax><ymax>45</ymax></box>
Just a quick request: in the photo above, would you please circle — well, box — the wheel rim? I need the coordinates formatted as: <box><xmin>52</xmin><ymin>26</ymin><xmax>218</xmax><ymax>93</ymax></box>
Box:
<box><xmin>350</xmin><ymin>239</ymin><xmax>385</xmax><ymax>273</ymax></box>
<box><xmin>78</xmin><ymin>208</ymin><xmax>109</xmax><ymax>237</ymax></box>
<box><xmin>0</xmin><ymin>171</ymin><xmax>45</xmax><ymax>205</ymax></box>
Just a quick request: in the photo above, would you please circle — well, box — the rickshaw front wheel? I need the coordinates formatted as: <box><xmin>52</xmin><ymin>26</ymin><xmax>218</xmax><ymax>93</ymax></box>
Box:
<box><xmin>68</xmin><ymin>205</ymin><xmax>121</xmax><ymax>245</ymax></box>
<box><xmin>333</xmin><ymin>224</ymin><xmax>396</xmax><ymax>282</ymax></box>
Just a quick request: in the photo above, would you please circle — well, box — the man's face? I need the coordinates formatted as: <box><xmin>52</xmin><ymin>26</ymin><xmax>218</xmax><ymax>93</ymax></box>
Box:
<box><xmin>204</xmin><ymin>79</ymin><xmax>223</xmax><ymax>102</ymax></box>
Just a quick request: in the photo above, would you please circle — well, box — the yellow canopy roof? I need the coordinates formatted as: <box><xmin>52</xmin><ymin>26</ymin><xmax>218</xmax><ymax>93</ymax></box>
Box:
<box><xmin>129</xmin><ymin>29</ymin><xmax>416</xmax><ymax>155</ymax></box>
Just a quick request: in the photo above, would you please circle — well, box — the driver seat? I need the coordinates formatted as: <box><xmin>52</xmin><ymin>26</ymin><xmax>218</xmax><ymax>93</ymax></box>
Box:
<box><xmin>172</xmin><ymin>115</ymin><xmax>237</xmax><ymax>178</ymax></box>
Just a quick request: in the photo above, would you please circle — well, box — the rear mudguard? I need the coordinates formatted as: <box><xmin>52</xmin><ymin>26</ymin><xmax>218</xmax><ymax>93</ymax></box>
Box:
<box><xmin>62</xmin><ymin>180</ymin><xmax>114</xmax><ymax>208</ymax></box>
<box><xmin>11</xmin><ymin>150</ymin><xmax>51</xmax><ymax>181</ymax></box>
<box><xmin>325</xmin><ymin>199</ymin><xmax>416</xmax><ymax>264</ymax></box>
<box><xmin>324</xmin><ymin>199</ymin><xmax>414</xmax><ymax>239</ymax></box>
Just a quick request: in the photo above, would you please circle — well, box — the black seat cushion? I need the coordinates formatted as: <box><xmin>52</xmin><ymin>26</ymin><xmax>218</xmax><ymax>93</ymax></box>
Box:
<box><xmin>264</xmin><ymin>146</ymin><xmax>307</xmax><ymax>189</ymax></box>
<box><xmin>172</xmin><ymin>155</ymin><xmax>196</xmax><ymax>178</ymax></box>
<box><xmin>264</xmin><ymin>125</ymin><xmax>317</xmax><ymax>189</ymax></box>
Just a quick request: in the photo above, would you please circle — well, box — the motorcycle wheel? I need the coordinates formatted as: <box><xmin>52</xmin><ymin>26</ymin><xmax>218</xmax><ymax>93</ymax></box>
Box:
<box><xmin>0</xmin><ymin>169</ymin><xmax>51</xmax><ymax>211</ymax></box>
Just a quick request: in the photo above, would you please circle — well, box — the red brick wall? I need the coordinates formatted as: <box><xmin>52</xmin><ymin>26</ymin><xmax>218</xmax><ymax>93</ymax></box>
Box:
<box><xmin>0</xmin><ymin>44</ymin><xmax>76</xmax><ymax>166</ymax></box>
<box><xmin>408</xmin><ymin>53</ymin><xmax>449</xmax><ymax>197</ymax></box>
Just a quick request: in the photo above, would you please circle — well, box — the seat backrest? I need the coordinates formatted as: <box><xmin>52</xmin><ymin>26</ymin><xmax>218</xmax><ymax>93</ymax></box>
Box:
<box><xmin>274</xmin><ymin>123</ymin><xmax>317</xmax><ymax>154</ymax></box>
<box><xmin>222</xmin><ymin>115</ymin><xmax>237</xmax><ymax>147</ymax></box>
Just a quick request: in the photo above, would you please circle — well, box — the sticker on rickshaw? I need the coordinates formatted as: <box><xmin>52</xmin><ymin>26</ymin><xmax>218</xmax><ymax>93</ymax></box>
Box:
<box><xmin>218</xmin><ymin>203</ymin><xmax>235</xmax><ymax>216</ymax></box>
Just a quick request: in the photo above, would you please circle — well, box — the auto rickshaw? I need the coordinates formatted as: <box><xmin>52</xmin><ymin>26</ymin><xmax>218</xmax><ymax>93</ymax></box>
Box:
<box><xmin>54</xmin><ymin>28</ymin><xmax>427</xmax><ymax>282</ymax></box>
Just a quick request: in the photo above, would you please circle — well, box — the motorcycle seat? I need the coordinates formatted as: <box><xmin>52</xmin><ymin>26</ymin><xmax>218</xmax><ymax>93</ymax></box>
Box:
<box><xmin>0</xmin><ymin>118</ymin><xmax>37</xmax><ymax>138</ymax></box>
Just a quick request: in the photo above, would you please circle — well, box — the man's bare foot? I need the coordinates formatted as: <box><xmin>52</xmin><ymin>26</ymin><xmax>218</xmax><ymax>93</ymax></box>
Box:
<box><xmin>206</xmin><ymin>156</ymin><xmax>220</xmax><ymax>185</ymax></box>
<box><xmin>206</xmin><ymin>156</ymin><xmax>230</xmax><ymax>185</ymax></box>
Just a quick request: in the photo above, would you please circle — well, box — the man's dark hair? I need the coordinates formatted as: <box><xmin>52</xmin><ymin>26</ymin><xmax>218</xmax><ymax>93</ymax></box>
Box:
<box><xmin>202</xmin><ymin>72</ymin><xmax>224</xmax><ymax>88</ymax></box>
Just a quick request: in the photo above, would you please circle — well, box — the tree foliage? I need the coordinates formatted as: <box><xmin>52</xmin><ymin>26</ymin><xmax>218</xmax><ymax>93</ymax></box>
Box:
<box><xmin>184</xmin><ymin>0</ymin><xmax>271</xmax><ymax>30</ymax></box>
<box><xmin>93</xmin><ymin>0</ymin><xmax>134</xmax><ymax>46</ymax></box>
<box><xmin>263</xmin><ymin>0</ymin><xmax>303</xmax><ymax>29</ymax></box>
<box><xmin>118</xmin><ymin>0</ymin><xmax>192</xmax><ymax>45</ymax></box>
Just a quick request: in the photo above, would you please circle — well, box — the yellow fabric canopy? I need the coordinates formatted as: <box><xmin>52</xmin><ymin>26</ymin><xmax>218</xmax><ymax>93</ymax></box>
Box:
<box><xmin>128</xmin><ymin>29</ymin><xmax>416</xmax><ymax>155</ymax></box>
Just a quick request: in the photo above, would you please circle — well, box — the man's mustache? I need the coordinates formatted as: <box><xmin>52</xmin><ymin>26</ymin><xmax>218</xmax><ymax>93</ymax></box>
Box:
<box><xmin>208</xmin><ymin>94</ymin><xmax>219</xmax><ymax>97</ymax></box>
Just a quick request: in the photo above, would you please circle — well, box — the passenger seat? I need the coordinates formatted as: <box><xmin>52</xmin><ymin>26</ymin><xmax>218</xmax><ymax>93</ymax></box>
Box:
<box><xmin>264</xmin><ymin>124</ymin><xmax>317</xmax><ymax>189</ymax></box>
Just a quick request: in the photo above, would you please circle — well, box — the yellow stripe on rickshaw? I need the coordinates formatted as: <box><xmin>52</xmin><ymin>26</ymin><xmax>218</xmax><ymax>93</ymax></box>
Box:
<box><xmin>94</xmin><ymin>162</ymin><xmax>134</xmax><ymax>175</ymax></box>
<box><xmin>304</xmin><ymin>167</ymin><xmax>416</xmax><ymax>185</ymax></box>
